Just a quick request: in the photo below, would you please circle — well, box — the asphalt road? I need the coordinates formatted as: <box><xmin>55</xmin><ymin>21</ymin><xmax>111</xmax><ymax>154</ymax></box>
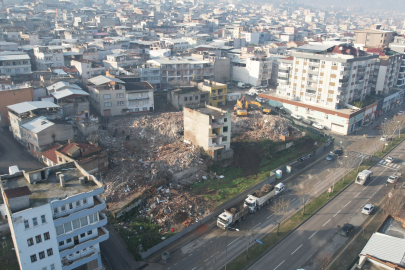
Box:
<box><xmin>249</xmin><ymin>140</ymin><xmax>405</xmax><ymax>270</ymax></box>
<box><xmin>156</xmin><ymin>149</ymin><xmax>366</xmax><ymax>270</ymax></box>
<box><xmin>0</xmin><ymin>127</ymin><xmax>43</xmax><ymax>174</ymax></box>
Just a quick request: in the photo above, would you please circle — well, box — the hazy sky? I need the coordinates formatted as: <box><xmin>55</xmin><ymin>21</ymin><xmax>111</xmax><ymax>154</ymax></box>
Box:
<box><xmin>295</xmin><ymin>0</ymin><xmax>405</xmax><ymax>11</ymax></box>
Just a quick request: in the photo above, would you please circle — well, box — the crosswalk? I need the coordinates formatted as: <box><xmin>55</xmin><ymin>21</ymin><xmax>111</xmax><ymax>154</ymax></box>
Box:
<box><xmin>378</xmin><ymin>159</ymin><xmax>401</xmax><ymax>169</ymax></box>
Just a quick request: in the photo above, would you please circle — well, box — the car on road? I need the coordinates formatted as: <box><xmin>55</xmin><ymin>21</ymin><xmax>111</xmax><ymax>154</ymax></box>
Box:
<box><xmin>302</xmin><ymin>118</ymin><xmax>313</xmax><ymax>125</ymax></box>
<box><xmin>246</xmin><ymin>92</ymin><xmax>255</xmax><ymax>96</ymax></box>
<box><xmin>312</xmin><ymin>123</ymin><xmax>324</xmax><ymax>130</ymax></box>
<box><xmin>374</xmin><ymin>125</ymin><xmax>381</xmax><ymax>130</ymax></box>
<box><xmin>362</xmin><ymin>204</ymin><xmax>374</xmax><ymax>215</ymax></box>
<box><xmin>334</xmin><ymin>148</ymin><xmax>343</xmax><ymax>156</ymax></box>
<box><xmin>380</xmin><ymin>136</ymin><xmax>389</xmax><ymax>141</ymax></box>
<box><xmin>255</xmin><ymin>97</ymin><xmax>264</xmax><ymax>103</ymax></box>
<box><xmin>291</xmin><ymin>114</ymin><xmax>302</xmax><ymax>120</ymax></box>
<box><xmin>385</xmin><ymin>156</ymin><xmax>395</xmax><ymax>163</ymax></box>
<box><xmin>340</xmin><ymin>223</ymin><xmax>355</xmax><ymax>237</ymax></box>
<box><xmin>326</xmin><ymin>153</ymin><xmax>335</xmax><ymax>161</ymax></box>
<box><xmin>387</xmin><ymin>175</ymin><xmax>399</xmax><ymax>183</ymax></box>
<box><xmin>275</xmin><ymin>183</ymin><xmax>285</xmax><ymax>195</ymax></box>
<box><xmin>398</xmin><ymin>111</ymin><xmax>404</xmax><ymax>116</ymax></box>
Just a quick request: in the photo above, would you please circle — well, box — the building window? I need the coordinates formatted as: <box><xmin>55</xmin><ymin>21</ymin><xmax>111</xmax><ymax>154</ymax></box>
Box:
<box><xmin>223</xmin><ymin>136</ymin><xmax>227</xmax><ymax>141</ymax></box>
<box><xmin>76</xmin><ymin>201</ymin><xmax>80</xmax><ymax>207</ymax></box>
<box><xmin>224</xmin><ymin>118</ymin><xmax>227</xmax><ymax>122</ymax></box>
<box><xmin>66</xmin><ymin>238</ymin><xmax>72</xmax><ymax>243</ymax></box>
<box><xmin>142</xmin><ymin>100</ymin><xmax>148</xmax><ymax>105</ymax></box>
<box><xmin>61</xmin><ymin>205</ymin><xmax>66</xmax><ymax>212</ymax></box>
<box><xmin>117</xmin><ymin>101</ymin><xmax>124</xmax><ymax>106</ymax></box>
<box><xmin>27</xmin><ymin>238</ymin><xmax>34</xmax><ymax>246</ymax></box>
<box><xmin>54</xmin><ymin>208</ymin><xmax>58</xmax><ymax>214</ymax></box>
<box><xmin>59</xmin><ymin>241</ymin><xmax>64</xmax><ymax>246</ymax></box>
<box><xmin>104</xmin><ymin>102</ymin><xmax>112</xmax><ymax>107</ymax></box>
<box><xmin>80</xmin><ymin>216</ymin><xmax>88</xmax><ymax>226</ymax></box>
<box><xmin>184</xmin><ymin>97</ymin><xmax>188</xmax><ymax>101</ymax></box>
<box><xmin>47</xmin><ymin>248</ymin><xmax>53</xmax><ymax>256</ymax></box>
<box><xmin>83</xmin><ymin>198</ymin><xmax>87</xmax><ymax>204</ymax></box>
<box><xmin>103</xmin><ymin>94</ymin><xmax>111</xmax><ymax>99</ymax></box>
<box><xmin>69</xmin><ymin>203</ymin><xmax>73</xmax><ymax>209</ymax></box>
<box><xmin>39</xmin><ymin>251</ymin><xmax>45</xmax><ymax>260</ymax></box>
<box><xmin>44</xmin><ymin>232</ymin><xmax>50</xmax><ymax>240</ymax></box>
<box><xmin>64</xmin><ymin>222</ymin><xmax>72</xmax><ymax>233</ymax></box>
<box><xmin>80</xmin><ymin>233</ymin><xmax>86</xmax><ymax>238</ymax></box>
<box><xmin>35</xmin><ymin>235</ymin><xmax>42</xmax><ymax>243</ymax></box>
<box><xmin>24</xmin><ymin>220</ymin><xmax>29</xmax><ymax>229</ymax></box>
<box><xmin>72</xmin><ymin>219</ymin><xmax>80</xmax><ymax>230</ymax></box>
<box><xmin>30</xmin><ymin>254</ymin><xmax>37</xmax><ymax>263</ymax></box>
<box><xmin>50</xmin><ymin>264</ymin><xmax>55</xmax><ymax>270</ymax></box>
<box><xmin>116</xmin><ymin>93</ymin><xmax>124</xmax><ymax>98</ymax></box>
<box><xmin>88</xmin><ymin>230</ymin><xmax>93</xmax><ymax>235</ymax></box>
<box><xmin>195</xmin><ymin>96</ymin><xmax>198</xmax><ymax>100</ymax></box>
<box><xmin>56</xmin><ymin>225</ymin><xmax>64</xmax><ymax>236</ymax></box>
<box><xmin>41</xmin><ymin>215</ymin><xmax>46</xmax><ymax>224</ymax></box>
<box><xmin>223</xmin><ymin>126</ymin><xmax>228</xmax><ymax>132</ymax></box>
<box><xmin>42</xmin><ymin>267</ymin><xmax>47</xmax><ymax>270</ymax></box>
<box><xmin>201</xmin><ymin>94</ymin><xmax>206</xmax><ymax>98</ymax></box>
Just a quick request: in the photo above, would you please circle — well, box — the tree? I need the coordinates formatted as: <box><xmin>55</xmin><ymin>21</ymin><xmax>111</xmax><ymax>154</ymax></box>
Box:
<box><xmin>294</xmin><ymin>181</ymin><xmax>312</xmax><ymax>215</ymax></box>
<box><xmin>382</xmin><ymin>188</ymin><xmax>404</xmax><ymax>218</ymax></box>
<box><xmin>270</xmin><ymin>197</ymin><xmax>290</xmax><ymax>235</ymax></box>
<box><xmin>381</xmin><ymin>118</ymin><xmax>398</xmax><ymax>146</ymax></box>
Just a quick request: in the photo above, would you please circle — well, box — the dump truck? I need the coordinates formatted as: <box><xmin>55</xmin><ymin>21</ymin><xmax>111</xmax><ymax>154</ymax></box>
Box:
<box><xmin>244</xmin><ymin>184</ymin><xmax>275</xmax><ymax>213</ymax></box>
<box><xmin>355</xmin><ymin>170</ymin><xmax>373</xmax><ymax>185</ymax></box>
<box><xmin>217</xmin><ymin>201</ymin><xmax>248</xmax><ymax>229</ymax></box>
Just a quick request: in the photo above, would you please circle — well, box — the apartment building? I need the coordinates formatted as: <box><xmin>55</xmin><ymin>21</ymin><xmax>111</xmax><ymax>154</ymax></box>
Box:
<box><xmin>232</xmin><ymin>57</ymin><xmax>272</xmax><ymax>86</ymax></box>
<box><xmin>363</xmin><ymin>47</ymin><xmax>403</xmax><ymax>94</ymax></box>
<box><xmin>196</xmin><ymin>79</ymin><xmax>227</xmax><ymax>106</ymax></box>
<box><xmin>34</xmin><ymin>46</ymin><xmax>64</xmax><ymax>70</ymax></box>
<box><xmin>183</xmin><ymin>105</ymin><xmax>233</xmax><ymax>162</ymax></box>
<box><xmin>354</xmin><ymin>24</ymin><xmax>395</xmax><ymax>48</ymax></box>
<box><xmin>51</xmin><ymin>89</ymin><xmax>90</xmax><ymax>117</ymax></box>
<box><xmin>163</xmin><ymin>39</ymin><xmax>190</xmax><ymax>52</ymax></box>
<box><xmin>8</xmin><ymin>101</ymin><xmax>61</xmax><ymax>143</ymax></box>
<box><xmin>103</xmin><ymin>53</ymin><xmax>141</xmax><ymax>69</ymax></box>
<box><xmin>0</xmin><ymin>162</ymin><xmax>108</xmax><ymax>270</ymax></box>
<box><xmin>389</xmin><ymin>36</ymin><xmax>405</xmax><ymax>53</ymax></box>
<box><xmin>147</xmin><ymin>57</ymin><xmax>214</xmax><ymax>88</ymax></box>
<box><xmin>167</xmin><ymin>87</ymin><xmax>209</xmax><ymax>110</ymax></box>
<box><xmin>87</xmin><ymin>75</ymin><xmax>126</xmax><ymax>116</ymax></box>
<box><xmin>70</xmin><ymin>59</ymin><xmax>106</xmax><ymax>83</ymax></box>
<box><xmin>122</xmin><ymin>81</ymin><xmax>154</xmax><ymax>113</ymax></box>
<box><xmin>0</xmin><ymin>82</ymin><xmax>34</xmax><ymax>126</ymax></box>
<box><xmin>0</xmin><ymin>52</ymin><xmax>32</xmax><ymax>76</ymax></box>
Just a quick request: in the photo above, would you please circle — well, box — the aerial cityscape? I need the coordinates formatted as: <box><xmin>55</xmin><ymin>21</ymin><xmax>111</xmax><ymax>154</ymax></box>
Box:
<box><xmin>0</xmin><ymin>1</ymin><xmax>405</xmax><ymax>270</ymax></box>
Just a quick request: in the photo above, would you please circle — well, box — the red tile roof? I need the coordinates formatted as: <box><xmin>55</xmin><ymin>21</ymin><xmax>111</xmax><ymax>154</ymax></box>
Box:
<box><xmin>59</xmin><ymin>142</ymin><xmax>101</xmax><ymax>157</ymax></box>
<box><xmin>331</xmin><ymin>45</ymin><xmax>358</xmax><ymax>55</ymax></box>
<box><xmin>363</xmin><ymin>47</ymin><xmax>385</xmax><ymax>56</ymax></box>
<box><xmin>4</xmin><ymin>186</ymin><xmax>32</xmax><ymax>199</ymax></box>
<box><xmin>41</xmin><ymin>143</ymin><xmax>62</xmax><ymax>164</ymax></box>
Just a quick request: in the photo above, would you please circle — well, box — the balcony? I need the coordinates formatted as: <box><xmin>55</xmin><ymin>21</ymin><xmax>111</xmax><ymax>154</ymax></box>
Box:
<box><xmin>306</xmin><ymin>84</ymin><xmax>317</xmax><ymax>91</ymax></box>
<box><xmin>305</xmin><ymin>91</ymin><xmax>316</xmax><ymax>96</ymax></box>
<box><xmin>62</xmin><ymin>247</ymin><xmax>100</xmax><ymax>270</ymax></box>
<box><xmin>308</xmin><ymin>62</ymin><xmax>320</xmax><ymax>67</ymax></box>
<box><xmin>308</xmin><ymin>76</ymin><xmax>318</xmax><ymax>83</ymax></box>
<box><xmin>278</xmin><ymin>73</ymin><xmax>288</xmax><ymax>78</ymax></box>
<box><xmin>277</xmin><ymin>79</ymin><xmax>288</xmax><ymax>85</ymax></box>
<box><xmin>210</xmin><ymin>121</ymin><xmax>224</xmax><ymax>129</ymax></box>
<box><xmin>278</xmin><ymin>68</ymin><xmax>289</xmax><ymax>73</ymax></box>
<box><xmin>308</xmin><ymin>69</ymin><xmax>319</xmax><ymax>75</ymax></box>
<box><xmin>128</xmin><ymin>95</ymin><xmax>149</xmax><ymax>101</ymax></box>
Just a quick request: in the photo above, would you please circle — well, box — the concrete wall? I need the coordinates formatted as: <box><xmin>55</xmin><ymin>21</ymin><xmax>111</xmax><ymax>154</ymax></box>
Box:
<box><xmin>8</xmin><ymin>196</ymin><xmax>30</xmax><ymax>213</ymax></box>
<box><xmin>24</xmin><ymin>124</ymin><xmax>75</xmax><ymax>152</ymax></box>
<box><xmin>61</xmin><ymin>102</ymin><xmax>90</xmax><ymax>117</ymax></box>
<box><xmin>213</xmin><ymin>58</ymin><xmax>231</xmax><ymax>83</ymax></box>
<box><xmin>184</xmin><ymin>108</ymin><xmax>211</xmax><ymax>149</ymax></box>
<box><xmin>0</xmin><ymin>88</ymin><xmax>34</xmax><ymax>126</ymax></box>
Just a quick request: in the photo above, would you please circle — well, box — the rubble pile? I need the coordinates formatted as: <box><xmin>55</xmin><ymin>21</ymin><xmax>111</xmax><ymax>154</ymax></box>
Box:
<box><xmin>254</xmin><ymin>184</ymin><xmax>274</xmax><ymax>197</ymax></box>
<box><xmin>231</xmin><ymin>112</ymin><xmax>302</xmax><ymax>141</ymax></box>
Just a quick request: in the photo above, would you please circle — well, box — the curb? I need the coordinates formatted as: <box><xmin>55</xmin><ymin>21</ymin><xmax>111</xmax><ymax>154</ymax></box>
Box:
<box><xmin>243</xmin><ymin>136</ymin><xmax>405</xmax><ymax>270</ymax></box>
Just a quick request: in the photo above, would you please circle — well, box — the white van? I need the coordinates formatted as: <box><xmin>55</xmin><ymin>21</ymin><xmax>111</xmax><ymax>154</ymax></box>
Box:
<box><xmin>291</xmin><ymin>114</ymin><xmax>302</xmax><ymax>120</ymax></box>
<box><xmin>312</xmin><ymin>123</ymin><xmax>324</xmax><ymax>130</ymax></box>
<box><xmin>275</xmin><ymin>183</ymin><xmax>285</xmax><ymax>195</ymax></box>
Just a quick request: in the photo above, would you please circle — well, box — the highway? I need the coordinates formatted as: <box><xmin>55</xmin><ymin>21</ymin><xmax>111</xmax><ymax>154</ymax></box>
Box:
<box><xmin>159</xmin><ymin>149</ymin><xmax>367</xmax><ymax>270</ymax></box>
<box><xmin>249</xmin><ymin>140</ymin><xmax>405</xmax><ymax>270</ymax></box>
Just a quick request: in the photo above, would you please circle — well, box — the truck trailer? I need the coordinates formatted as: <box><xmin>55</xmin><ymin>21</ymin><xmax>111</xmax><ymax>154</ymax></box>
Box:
<box><xmin>244</xmin><ymin>184</ymin><xmax>275</xmax><ymax>213</ymax></box>
<box><xmin>217</xmin><ymin>201</ymin><xmax>248</xmax><ymax>229</ymax></box>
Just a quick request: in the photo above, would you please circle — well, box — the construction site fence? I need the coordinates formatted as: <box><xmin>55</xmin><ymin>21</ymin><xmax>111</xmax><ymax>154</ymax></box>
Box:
<box><xmin>140</xmin><ymin>137</ymin><xmax>335</xmax><ymax>259</ymax></box>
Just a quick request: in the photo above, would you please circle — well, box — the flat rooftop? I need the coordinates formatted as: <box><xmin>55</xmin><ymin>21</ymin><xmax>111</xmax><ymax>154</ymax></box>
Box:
<box><xmin>1</xmin><ymin>164</ymin><xmax>99</xmax><ymax>211</ymax></box>
<box><xmin>195</xmin><ymin>106</ymin><xmax>227</xmax><ymax>116</ymax></box>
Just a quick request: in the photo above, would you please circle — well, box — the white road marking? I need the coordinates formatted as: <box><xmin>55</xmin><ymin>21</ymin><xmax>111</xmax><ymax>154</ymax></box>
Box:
<box><xmin>228</xmin><ymin>236</ymin><xmax>242</xmax><ymax>246</ymax></box>
<box><xmin>344</xmin><ymin>201</ymin><xmax>351</xmax><ymax>207</ymax></box>
<box><xmin>379</xmin><ymin>160</ymin><xmax>383</xmax><ymax>164</ymax></box>
<box><xmin>400</xmin><ymin>154</ymin><xmax>403</xmax><ymax>157</ymax></box>
<box><xmin>315</xmin><ymin>181</ymin><xmax>321</xmax><ymax>185</ymax></box>
<box><xmin>274</xmin><ymin>260</ymin><xmax>285</xmax><ymax>270</ymax></box>
<box><xmin>252</xmin><ymin>222</ymin><xmax>262</xmax><ymax>229</ymax></box>
<box><xmin>189</xmin><ymin>254</ymin><xmax>193</xmax><ymax>256</ymax></box>
<box><xmin>333</xmin><ymin>210</ymin><xmax>341</xmax><ymax>217</ymax></box>
<box><xmin>308</xmin><ymin>230</ymin><xmax>318</xmax><ymax>239</ymax></box>
<box><xmin>291</xmin><ymin>244</ymin><xmax>303</xmax><ymax>255</ymax></box>
<box><xmin>323</xmin><ymin>219</ymin><xmax>331</xmax><ymax>227</ymax></box>
<box><xmin>290</xmin><ymin>198</ymin><xmax>297</xmax><ymax>203</ymax></box>
<box><xmin>168</xmin><ymin>268</ymin><xmax>171</xmax><ymax>270</ymax></box>
<box><xmin>363</xmin><ymin>187</ymin><xmax>367</xmax><ymax>191</ymax></box>
<box><xmin>267</xmin><ymin>214</ymin><xmax>274</xmax><ymax>219</ymax></box>
<box><xmin>174</xmin><ymin>263</ymin><xmax>177</xmax><ymax>266</ymax></box>
<box><xmin>354</xmin><ymin>192</ymin><xmax>361</xmax><ymax>198</ymax></box>
<box><xmin>191</xmin><ymin>267</ymin><xmax>196</xmax><ymax>270</ymax></box>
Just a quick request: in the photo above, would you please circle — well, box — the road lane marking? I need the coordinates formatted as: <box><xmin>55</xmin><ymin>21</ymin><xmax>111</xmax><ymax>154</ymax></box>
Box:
<box><xmin>363</xmin><ymin>187</ymin><xmax>366</xmax><ymax>191</ymax></box>
<box><xmin>323</xmin><ymin>219</ymin><xmax>331</xmax><ymax>227</ymax></box>
<box><xmin>315</xmin><ymin>181</ymin><xmax>321</xmax><ymax>185</ymax></box>
<box><xmin>191</xmin><ymin>267</ymin><xmax>196</xmax><ymax>270</ymax></box>
<box><xmin>252</xmin><ymin>222</ymin><xmax>262</xmax><ymax>229</ymax></box>
<box><xmin>168</xmin><ymin>268</ymin><xmax>171</xmax><ymax>270</ymax></box>
<box><xmin>291</xmin><ymin>244</ymin><xmax>303</xmax><ymax>255</ymax></box>
<box><xmin>333</xmin><ymin>210</ymin><xmax>341</xmax><ymax>217</ymax></box>
<box><xmin>274</xmin><ymin>260</ymin><xmax>285</xmax><ymax>270</ymax></box>
<box><xmin>267</xmin><ymin>214</ymin><xmax>274</xmax><ymax>219</ymax></box>
<box><xmin>228</xmin><ymin>235</ymin><xmax>242</xmax><ymax>246</ymax></box>
<box><xmin>189</xmin><ymin>254</ymin><xmax>193</xmax><ymax>256</ymax></box>
<box><xmin>344</xmin><ymin>201</ymin><xmax>351</xmax><ymax>207</ymax></box>
<box><xmin>308</xmin><ymin>230</ymin><xmax>318</xmax><ymax>239</ymax></box>
<box><xmin>290</xmin><ymin>198</ymin><xmax>297</xmax><ymax>203</ymax></box>
<box><xmin>354</xmin><ymin>192</ymin><xmax>361</xmax><ymax>198</ymax></box>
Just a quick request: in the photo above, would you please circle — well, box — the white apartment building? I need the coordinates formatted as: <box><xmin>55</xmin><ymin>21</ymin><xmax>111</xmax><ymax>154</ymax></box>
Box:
<box><xmin>103</xmin><ymin>53</ymin><xmax>141</xmax><ymax>69</ymax></box>
<box><xmin>241</xmin><ymin>32</ymin><xmax>261</xmax><ymax>45</ymax></box>
<box><xmin>232</xmin><ymin>57</ymin><xmax>272</xmax><ymax>86</ymax></box>
<box><xmin>0</xmin><ymin>162</ymin><xmax>108</xmax><ymax>270</ymax></box>
<box><xmin>147</xmin><ymin>57</ymin><xmax>214</xmax><ymax>88</ymax></box>
<box><xmin>70</xmin><ymin>59</ymin><xmax>106</xmax><ymax>83</ymax></box>
<box><xmin>162</xmin><ymin>39</ymin><xmax>190</xmax><ymax>52</ymax></box>
<box><xmin>0</xmin><ymin>53</ymin><xmax>31</xmax><ymax>75</ymax></box>
<box><xmin>34</xmin><ymin>46</ymin><xmax>64</xmax><ymax>70</ymax></box>
<box><xmin>276</xmin><ymin>44</ymin><xmax>378</xmax><ymax>109</ymax></box>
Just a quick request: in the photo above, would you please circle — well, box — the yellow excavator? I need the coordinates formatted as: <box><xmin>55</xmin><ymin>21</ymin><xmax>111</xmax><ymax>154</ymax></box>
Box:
<box><xmin>234</xmin><ymin>96</ymin><xmax>271</xmax><ymax>116</ymax></box>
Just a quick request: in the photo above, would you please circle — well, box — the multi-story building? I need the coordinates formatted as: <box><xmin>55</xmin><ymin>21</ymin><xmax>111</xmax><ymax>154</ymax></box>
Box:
<box><xmin>0</xmin><ymin>82</ymin><xmax>34</xmax><ymax>126</ymax></box>
<box><xmin>232</xmin><ymin>57</ymin><xmax>272</xmax><ymax>86</ymax></box>
<box><xmin>0</xmin><ymin>52</ymin><xmax>32</xmax><ymax>76</ymax></box>
<box><xmin>354</xmin><ymin>24</ymin><xmax>395</xmax><ymax>48</ymax></box>
<box><xmin>184</xmin><ymin>105</ymin><xmax>233</xmax><ymax>162</ymax></box>
<box><xmin>70</xmin><ymin>59</ymin><xmax>106</xmax><ymax>83</ymax></box>
<box><xmin>122</xmin><ymin>81</ymin><xmax>154</xmax><ymax>113</ymax></box>
<box><xmin>147</xmin><ymin>57</ymin><xmax>214</xmax><ymax>88</ymax></box>
<box><xmin>195</xmin><ymin>80</ymin><xmax>227</xmax><ymax>106</ymax></box>
<box><xmin>34</xmin><ymin>46</ymin><xmax>64</xmax><ymax>70</ymax></box>
<box><xmin>8</xmin><ymin>101</ymin><xmax>61</xmax><ymax>143</ymax></box>
<box><xmin>275</xmin><ymin>56</ymin><xmax>293</xmax><ymax>90</ymax></box>
<box><xmin>363</xmin><ymin>47</ymin><xmax>403</xmax><ymax>94</ymax></box>
<box><xmin>167</xmin><ymin>87</ymin><xmax>209</xmax><ymax>110</ymax></box>
<box><xmin>103</xmin><ymin>53</ymin><xmax>141</xmax><ymax>69</ymax></box>
<box><xmin>0</xmin><ymin>161</ymin><xmax>108</xmax><ymax>270</ymax></box>
<box><xmin>389</xmin><ymin>36</ymin><xmax>405</xmax><ymax>53</ymax></box>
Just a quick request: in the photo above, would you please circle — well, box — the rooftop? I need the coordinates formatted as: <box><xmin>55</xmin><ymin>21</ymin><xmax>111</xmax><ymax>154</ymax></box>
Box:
<box><xmin>1</xmin><ymin>163</ymin><xmax>101</xmax><ymax>211</ymax></box>
<box><xmin>194</xmin><ymin>105</ymin><xmax>228</xmax><ymax>117</ymax></box>
<box><xmin>172</xmin><ymin>87</ymin><xmax>201</xmax><ymax>94</ymax></box>
<box><xmin>7</xmin><ymin>101</ymin><xmax>60</xmax><ymax>114</ymax></box>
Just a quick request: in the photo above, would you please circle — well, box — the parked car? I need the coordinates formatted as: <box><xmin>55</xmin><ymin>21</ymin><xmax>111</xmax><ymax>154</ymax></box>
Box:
<box><xmin>340</xmin><ymin>223</ymin><xmax>355</xmax><ymax>237</ymax></box>
<box><xmin>387</xmin><ymin>175</ymin><xmax>399</xmax><ymax>183</ymax></box>
<box><xmin>275</xmin><ymin>183</ymin><xmax>285</xmax><ymax>195</ymax></box>
<box><xmin>398</xmin><ymin>111</ymin><xmax>404</xmax><ymax>116</ymax></box>
<box><xmin>255</xmin><ymin>97</ymin><xmax>264</xmax><ymax>103</ymax></box>
<box><xmin>291</xmin><ymin>114</ymin><xmax>302</xmax><ymax>120</ymax></box>
<box><xmin>334</xmin><ymin>148</ymin><xmax>343</xmax><ymax>156</ymax></box>
<box><xmin>302</xmin><ymin>118</ymin><xmax>313</xmax><ymax>125</ymax></box>
<box><xmin>312</xmin><ymin>123</ymin><xmax>324</xmax><ymax>130</ymax></box>
<box><xmin>326</xmin><ymin>153</ymin><xmax>335</xmax><ymax>161</ymax></box>
<box><xmin>385</xmin><ymin>156</ymin><xmax>395</xmax><ymax>163</ymax></box>
<box><xmin>374</xmin><ymin>125</ymin><xmax>381</xmax><ymax>130</ymax></box>
<box><xmin>275</xmin><ymin>107</ymin><xmax>286</xmax><ymax>114</ymax></box>
<box><xmin>380</xmin><ymin>136</ymin><xmax>389</xmax><ymax>141</ymax></box>
<box><xmin>362</xmin><ymin>204</ymin><xmax>374</xmax><ymax>215</ymax></box>
<box><xmin>246</xmin><ymin>92</ymin><xmax>255</xmax><ymax>96</ymax></box>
